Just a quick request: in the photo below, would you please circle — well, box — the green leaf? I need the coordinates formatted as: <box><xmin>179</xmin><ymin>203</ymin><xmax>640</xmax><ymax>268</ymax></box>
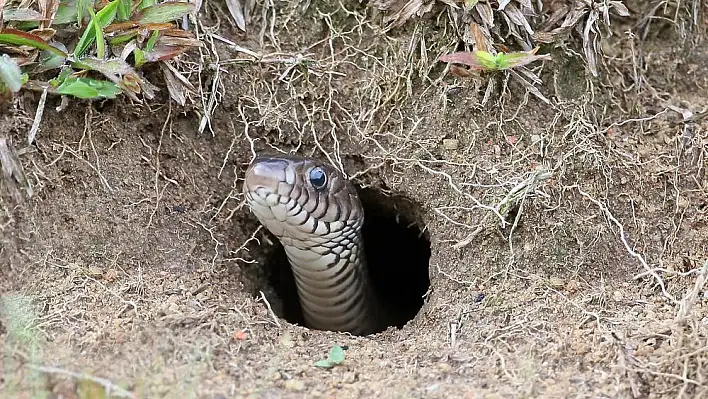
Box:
<box><xmin>49</xmin><ymin>68</ymin><xmax>74</xmax><ymax>87</ymax></box>
<box><xmin>39</xmin><ymin>48</ymin><xmax>68</xmax><ymax>72</ymax></box>
<box><xmin>2</xmin><ymin>8</ymin><xmax>45</xmax><ymax>22</ymax></box>
<box><xmin>137</xmin><ymin>2</ymin><xmax>195</xmax><ymax>24</ymax></box>
<box><xmin>0</xmin><ymin>29</ymin><xmax>68</xmax><ymax>58</ymax></box>
<box><xmin>55</xmin><ymin>77</ymin><xmax>121</xmax><ymax>99</ymax></box>
<box><xmin>70</xmin><ymin>57</ymin><xmax>157</xmax><ymax>101</ymax></box>
<box><xmin>145</xmin><ymin>30</ymin><xmax>159</xmax><ymax>52</ymax></box>
<box><xmin>108</xmin><ymin>31</ymin><xmax>138</xmax><ymax>45</ymax></box>
<box><xmin>313</xmin><ymin>360</ymin><xmax>333</xmax><ymax>368</ymax></box>
<box><xmin>89</xmin><ymin>8</ymin><xmax>107</xmax><ymax>58</ymax></box>
<box><xmin>473</xmin><ymin>51</ymin><xmax>498</xmax><ymax>70</ymax></box>
<box><xmin>74</xmin><ymin>0</ymin><xmax>120</xmax><ymax>57</ymax></box>
<box><xmin>328</xmin><ymin>345</ymin><xmax>345</xmax><ymax>364</ymax></box>
<box><xmin>117</xmin><ymin>0</ymin><xmax>133</xmax><ymax>21</ymax></box>
<box><xmin>314</xmin><ymin>345</ymin><xmax>345</xmax><ymax>369</ymax></box>
<box><xmin>0</xmin><ymin>55</ymin><xmax>23</xmax><ymax>93</ymax></box>
<box><xmin>56</xmin><ymin>0</ymin><xmax>79</xmax><ymax>25</ymax></box>
<box><xmin>76</xmin><ymin>0</ymin><xmax>92</xmax><ymax>26</ymax></box>
<box><xmin>133</xmin><ymin>48</ymin><xmax>146</xmax><ymax>68</ymax></box>
<box><xmin>140</xmin><ymin>0</ymin><xmax>157</xmax><ymax>11</ymax></box>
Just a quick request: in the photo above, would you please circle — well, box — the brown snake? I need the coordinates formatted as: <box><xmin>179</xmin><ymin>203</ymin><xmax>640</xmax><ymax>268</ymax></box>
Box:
<box><xmin>243</xmin><ymin>155</ymin><xmax>384</xmax><ymax>335</ymax></box>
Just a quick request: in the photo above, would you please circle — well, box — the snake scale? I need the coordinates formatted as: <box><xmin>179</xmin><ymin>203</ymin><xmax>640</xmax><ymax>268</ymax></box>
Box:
<box><xmin>243</xmin><ymin>155</ymin><xmax>385</xmax><ymax>335</ymax></box>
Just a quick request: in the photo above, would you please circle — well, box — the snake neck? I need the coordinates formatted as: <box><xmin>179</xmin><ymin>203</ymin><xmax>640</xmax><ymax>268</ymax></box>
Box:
<box><xmin>281</xmin><ymin>236</ymin><xmax>384</xmax><ymax>336</ymax></box>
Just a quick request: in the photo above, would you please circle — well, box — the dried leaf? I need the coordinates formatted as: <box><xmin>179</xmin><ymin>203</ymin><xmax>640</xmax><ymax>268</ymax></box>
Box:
<box><xmin>610</xmin><ymin>1</ymin><xmax>630</xmax><ymax>17</ymax></box>
<box><xmin>104</xmin><ymin>22</ymin><xmax>173</xmax><ymax>34</ymax></box>
<box><xmin>39</xmin><ymin>0</ymin><xmax>60</xmax><ymax>28</ymax></box>
<box><xmin>156</xmin><ymin>35</ymin><xmax>200</xmax><ymax>47</ymax></box>
<box><xmin>378</xmin><ymin>0</ymin><xmax>432</xmax><ymax>30</ymax></box>
<box><xmin>509</xmin><ymin>68</ymin><xmax>550</xmax><ymax>104</ymax></box>
<box><xmin>159</xmin><ymin>61</ymin><xmax>186</xmax><ymax>105</ymax></box>
<box><xmin>469</xmin><ymin>22</ymin><xmax>489</xmax><ymax>52</ymax></box>
<box><xmin>504</xmin><ymin>3</ymin><xmax>533</xmax><ymax>35</ymax></box>
<box><xmin>143</xmin><ymin>44</ymin><xmax>186</xmax><ymax>61</ymax></box>
<box><xmin>449</xmin><ymin>64</ymin><xmax>475</xmax><ymax>77</ymax></box>
<box><xmin>3</xmin><ymin>8</ymin><xmax>45</xmax><ymax>22</ymax></box>
<box><xmin>583</xmin><ymin>10</ymin><xmax>599</xmax><ymax>76</ymax></box>
<box><xmin>474</xmin><ymin>2</ymin><xmax>494</xmax><ymax>27</ymax></box>
<box><xmin>0</xmin><ymin>138</ymin><xmax>33</xmax><ymax>203</ymax></box>
<box><xmin>225</xmin><ymin>0</ymin><xmax>245</xmax><ymax>31</ymax></box>
<box><xmin>498</xmin><ymin>0</ymin><xmax>511</xmax><ymax>10</ymax></box>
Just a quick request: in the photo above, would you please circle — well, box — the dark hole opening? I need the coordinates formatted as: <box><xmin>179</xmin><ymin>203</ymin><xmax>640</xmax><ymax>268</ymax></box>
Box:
<box><xmin>263</xmin><ymin>187</ymin><xmax>431</xmax><ymax>335</ymax></box>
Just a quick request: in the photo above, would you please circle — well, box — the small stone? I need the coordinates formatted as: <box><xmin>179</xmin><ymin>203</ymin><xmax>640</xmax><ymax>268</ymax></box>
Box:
<box><xmin>549</xmin><ymin>277</ymin><xmax>564</xmax><ymax>289</ymax></box>
<box><xmin>280</xmin><ymin>332</ymin><xmax>295</xmax><ymax>348</ymax></box>
<box><xmin>676</xmin><ymin>196</ymin><xmax>689</xmax><ymax>209</ymax></box>
<box><xmin>565</xmin><ymin>280</ymin><xmax>579</xmax><ymax>293</ymax></box>
<box><xmin>442</xmin><ymin>139</ymin><xmax>459</xmax><ymax>150</ymax></box>
<box><xmin>613</xmin><ymin>290</ymin><xmax>623</xmax><ymax>301</ymax></box>
<box><xmin>572</xmin><ymin>341</ymin><xmax>590</xmax><ymax>355</ymax></box>
<box><xmin>104</xmin><ymin>269</ymin><xmax>118</xmax><ymax>282</ymax></box>
<box><xmin>88</xmin><ymin>266</ymin><xmax>103</xmax><ymax>278</ymax></box>
<box><xmin>342</xmin><ymin>372</ymin><xmax>357</xmax><ymax>384</ymax></box>
<box><xmin>284</xmin><ymin>379</ymin><xmax>305</xmax><ymax>392</ymax></box>
<box><xmin>436</xmin><ymin>362</ymin><xmax>451</xmax><ymax>372</ymax></box>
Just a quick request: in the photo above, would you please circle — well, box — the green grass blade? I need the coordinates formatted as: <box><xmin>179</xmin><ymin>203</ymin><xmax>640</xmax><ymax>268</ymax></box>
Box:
<box><xmin>117</xmin><ymin>0</ymin><xmax>132</xmax><ymax>21</ymax></box>
<box><xmin>89</xmin><ymin>8</ymin><xmax>106</xmax><ymax>58</ymax></box>
<box><xmin>73</xmin><ymin>0</ymin><xmax>119</xmax><ymax>57</ymax></box>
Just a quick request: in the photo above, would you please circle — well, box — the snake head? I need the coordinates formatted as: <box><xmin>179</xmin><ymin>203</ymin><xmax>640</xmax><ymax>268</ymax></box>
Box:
<box><xmin>243</xmin><ymin>155</ymin><xmax>363</xmax><ymax>244</ymax></box>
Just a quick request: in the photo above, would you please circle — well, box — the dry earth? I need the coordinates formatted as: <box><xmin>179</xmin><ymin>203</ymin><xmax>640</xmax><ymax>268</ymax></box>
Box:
<box><xmin>2</xmin><ymin>1</ymin><xmax>708</xmax><ymax>398</ymax></box>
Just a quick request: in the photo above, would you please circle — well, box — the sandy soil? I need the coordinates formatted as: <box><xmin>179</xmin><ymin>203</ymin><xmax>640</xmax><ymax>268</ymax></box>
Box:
<box><xmin>2</xmin><ymin>1</ymin><xmax>708</xmax><ymax>398</ymax></box>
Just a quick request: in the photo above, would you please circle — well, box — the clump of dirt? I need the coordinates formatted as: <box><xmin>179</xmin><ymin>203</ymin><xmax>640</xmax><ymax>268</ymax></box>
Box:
<box><xmin>2</xmin><ymin>1</ymin><xmax>708</xmax><ymax>398</ymax></box>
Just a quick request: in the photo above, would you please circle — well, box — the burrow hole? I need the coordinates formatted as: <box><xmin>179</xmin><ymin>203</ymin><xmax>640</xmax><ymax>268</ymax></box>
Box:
<box><xmin>259</xmin><ymin>187</ymin><xmax>431</xmax><ymax>334</ymax></box>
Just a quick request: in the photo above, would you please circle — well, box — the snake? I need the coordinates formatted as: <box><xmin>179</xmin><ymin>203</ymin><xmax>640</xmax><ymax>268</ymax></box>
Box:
<box><xmin>243</xmin><ymin>155</ymin><xmax>384</xmax><ymax>335</ymax></box>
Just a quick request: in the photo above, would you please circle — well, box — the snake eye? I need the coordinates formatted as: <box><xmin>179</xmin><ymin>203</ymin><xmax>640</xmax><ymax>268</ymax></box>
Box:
<box><xmin>309</xmin><ymin>167</ymin><xmax>327</xmax><ymax>189</ymax></box>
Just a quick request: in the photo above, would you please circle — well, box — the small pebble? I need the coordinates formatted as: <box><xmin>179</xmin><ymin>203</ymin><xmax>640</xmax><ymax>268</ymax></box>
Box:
<box><xmin>549</xmin><ymin>277</ymin><xmax>564</xmax><ymax>289</ymax></box>
<box><xmin>442</xmin><ymin>139</ymin><xmax>459</xmax><ymax>150</ymax></box>
<box><xmin>88</xmin><ymin>265</ymin><xmax>103</xmax><ymax>278</ymax></box>
<box><xmin>284</xmin><ymin>379</ymin><xmax>305</xmax><ymax>392</ymax></box>
<box><xmin>342</xmin><ymin>372</ymin><xmax>357</xmax><ymax>384</ymax></box>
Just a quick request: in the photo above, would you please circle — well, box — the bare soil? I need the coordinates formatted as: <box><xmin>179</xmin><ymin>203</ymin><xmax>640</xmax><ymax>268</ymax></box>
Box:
<box><xmin>2</xmin><ymin>1</ymin><xmax>708</xmax><ymax>398</ymax></box>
